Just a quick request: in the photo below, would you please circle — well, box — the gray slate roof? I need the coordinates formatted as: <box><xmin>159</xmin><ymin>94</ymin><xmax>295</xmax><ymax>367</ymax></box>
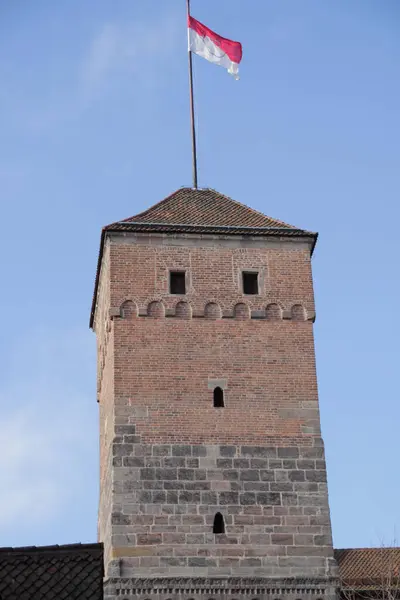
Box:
<box><xmin>0</xmin><ymin>543</ymin><xmax>103</xmax><ymax>600</ymax></box>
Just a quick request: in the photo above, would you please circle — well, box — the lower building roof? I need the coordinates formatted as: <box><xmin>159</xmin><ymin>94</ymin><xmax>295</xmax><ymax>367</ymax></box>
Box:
<box><xmin>335</xmin><ymin>547</ymin><xmax>400</xmax><ymax>590</ymax></box>
<box><xmin>0</xmin><ymin>543</ymin><xmax>103</xmax><ymax>600</ymax></box>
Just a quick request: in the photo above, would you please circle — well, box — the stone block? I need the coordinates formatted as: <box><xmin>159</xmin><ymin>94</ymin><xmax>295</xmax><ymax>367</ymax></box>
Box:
<box><xmin>140</xmin><ymin>556</ymin><xmax>160</xmax><ymax>567</ymax></box>
<box><xmin>249</xmin><ymin>534</ymin><xmax>271</xmax><ymax>544</ymax></box>
<box><xmin>314</xmin><ymin>534</ymin><xmax>333</xmax><ymax>546</ymax></box>
<box><xmin>155</xmin><ymin>468</ymin><xmax>177</xmax><ymax>480</ymax></box>
<box><xmin>282</xmin><ymin>459</ymin><xmax>297</xmax><ymax>469</ymax></box>
<box><xmin>164</xmin><ymin>481</ymin><xmax>184</xmax><ymax>490</ymax></box>
<box><xmin>121</xmin><ymin>457</ymin><xmax>144</xmax><ymax>468</ymax></box>
<box><xmin>162</xmin><ymin>533</ymin><xmax>186</xmax><ymax>544</ymax></box>
<box><xmin>299</xmin><ymin>446</ymin><xmax>324</xmax><ymax>458</ymax></box>
<box><xmin>310</xmin><ymin>514</ymin><xmax>332</xmax><ymax>526</ymax></box>
<box><xmin>115</xmin><ymin>425</ymin><xmax>136</xmax><ymax>435</ymax></box>
<box><xmin>294</xmin><ymin>534</ymin><xmax>315</xmax><ymax>545</ymax></box>
<box><xmin>233</xmin><ymin>458</ymin><xmax>250</xmax><ymax>468</ymax></box>
<box><xmin>124</xmin><ymin>435</ymin><xmax>140</xmax><ymax>444</ymax></box>
<box><xmin>137</xmin><ymin>491</ymin><xmax>152</xmax><ymax>503</ymax></box>
<box><xmin>144</xmin><ymin>458</ymin><xmax>161</xmax><ymax>468</ymax></box>
<box><xmin>111</xmin><ymin>512</ymin><xmax>131</xmax><ymax>525</ymax></box>
<box><xmin>140</xmin><ymin>468</ymin><xmax>155</xmax><ymax>480</ymax></box>
<box><xmin>260</xmin><ymin>470</ymin><xmax>275</xmax><ymax>482</ymax></box>
<box><xmin>219</xmin><ymin>557</ymin><xmax>240</xmax><ymax>567</ymax></box>
<box><xmin>178</xmin><ymin>490</ymin><xmax>201</xmax><ymax>503</ymax></box>
<box><xmin>240</xmin><ymin>492</ymin><xmax>256</xmax><ymax>505</ymax></box>
<box><xmin>216</xmin><ymin>458</ymin><xmax>232</xmax><ymax>468</ymax></box>
<box><xmin>286</xmin><ymin>545</ymin><xmax>333</xmax><ymax>557</ymax></box>
<box><xmin>142</xmin><ymin>481</ymin><xmax>162</xmax><ymax>490</ymax></box>
<box><xmin>188</xmin><ymin>557</ymin><xmax>217</xmax><ymax>567</ymax></box>
<box><xmin>270</xmin><ymin>483</ymin><xmax>293</xmax><ymax>492</ymax></box>
<box><xmin>160</xmin><ymin>557</ymin><xmax>187</xmax><ymax>567</ymax></box>
<box><xmin>132</xmin><ymin>444</ymin><xmax>151</xmax><ymax>457</ymax></box>
<box><xmin>295</xmin><ymin>482</ymin><xmax>319</xmax><ymax>492</ymax></box>
<box><xmin>245</xmin><ymin>545</ymin><xmax>285</xmax><ymax>557</ymax></box>
<box><xmin>271</xmin><ymin>533</ymin><xmax>294</xmax><ymax>545</ymax></box>
<box><xmin>192</xmin><ymin>446</ymin><xmax>207</xmax><ymax>457</ymax></box>
<box><xmin>297</xmin><ymin>459</ymin><xmax>315</xmax><ymax>470</ymax></box>
<box><xmin>192</xmin><ymin>469</ymin><xmax>206</xmax><ymax>481</ymax></box>
<box><xmin>172</xmin><ymin>445</ymin><xmax>192</xmax><ymax>456</ymax></box>
<box><xmin>113</xmin><ymin>444</ymin><xmax>133</xmax><ymax>457</ymax></box>
<box><xmin>185</xmin><ymin>533</ymin><xmax>205</xmax><ymax>544</ymax></box>
<box><xmin>219</xmin><ymin>491</ymin><xmax>239</xmax><ymax>505</ymax></box>
<box><xmin>211</xmin><ymin>480</ymin><xmax>231</xmax><ymax>492</ymax></box>
<box><xmin>151</xmin><ymin>491</ymin><xmax>166</xmax><ymax>504</ymax></box>
<box><xmin>254</xmin><ymin>515</ymin><xmax>281</xmax><ymax>526</ymax></box>
<box><xmin>288</xmin><ymin>470</ymin><xmax>305</xmax><ymax>482</ymax></box>
<box><xmin>207</xmin><ymin>469</ymin><xmax>225</xmax><ymax>481</ymax></box>
<box><xmin>244</xmin><ymin>482</ymin><xmax>269</xmax><ymax>491</ymax></box>
<box><xmin>285</xmin><ymin>516</ymin><xmax>310</xmax><ymax>526</ymax></box>
<box><xmin>306</xmin><ymin>469</ymin><xmax>327</xmax><ymax>482</ymax></box>
<box><xmin>240</xmin><ymin>469</ymin><xmax>260</xmax><ymax>481</ymax></box>
<box><xmin>282</xmin><ymin>493</ymin><xmax>298</xmax><ymax>506</ymax></box>
<box><xmin>298</xmin><ymin>494</ymin><xmax>327</xmax><ymax>507</ymax></box>
<box><xmin>137</xmin><ymin>533</ymin><xmax>162</xmax><ymax>545</ymax></box>
<box><xmin>242</xmin><ymin>446</ymin><xmax>276</xmax><ymax>458</ymax></box>
<box><xmin>250</xmin><ymin>458</ymin><xmax>269</xmax><ymax>468</ymax></box>
<box><xmin>234</xmin><ymin>515</ymin><xmax>254</xmax><ymax>525</ymax></box>
<box><xmin>185</xmin><ymin>481</ymin><xmax>210</xmax><ymax>491</ymax></box>
<box><xmin>164</xmin><ymin>457</ymin><xmax>185</xmax><ymax>467</ymax></box>
<box><xmin>278</xmin><ymin>447</ymin><xmax>299</xmax><ymax>458</ymax></box>
<box><xmin>214</xmin><ymin>534</ymin><xmax>238</xmax><ymax>545</ymax></box>
<box><xmin>153</xmin><ymin>445</ymin><xmax>171</xmax><ymax>456</ymax></box>
<box><xmin>178</xmin><ymin>468</ymin><xmax>195</xmax><ymax>480</ymax></box>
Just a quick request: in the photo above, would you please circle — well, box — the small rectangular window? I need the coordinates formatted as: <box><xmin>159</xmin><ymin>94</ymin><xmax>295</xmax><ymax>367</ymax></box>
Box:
<box><xmin>170</xmin><ymin>271</ymin><xmax>186</xmax><ymax>295</ymax></box>
<box><xmin>242</xmin><ymin>271</ymin><xmax>259</xmax><ymax>295</ymax></box>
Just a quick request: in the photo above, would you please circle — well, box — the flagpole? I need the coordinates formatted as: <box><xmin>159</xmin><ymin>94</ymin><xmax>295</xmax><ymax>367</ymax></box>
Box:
<box><xmin>187</xmin><ymin>0</ymin><xmax>198</xmax><ymax>189</ymax></box>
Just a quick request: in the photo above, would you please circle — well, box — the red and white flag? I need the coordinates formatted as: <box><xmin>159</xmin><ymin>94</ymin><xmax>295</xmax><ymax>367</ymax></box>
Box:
<box><xmin>188</xmin><ymin>15</ymin><xmax>242</xmax><ymax>80</ymax></box>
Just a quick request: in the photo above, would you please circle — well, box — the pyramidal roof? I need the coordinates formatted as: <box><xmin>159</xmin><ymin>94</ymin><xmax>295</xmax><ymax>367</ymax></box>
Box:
<box><xmin>105</xmin><ymin>187</ymin><xmax>309</xmax><ymax>232</ymax></box>
<box><xmin>91</xmin><ymin>188</ymin><xmax>317</xmax><ymax>328</ymax></box>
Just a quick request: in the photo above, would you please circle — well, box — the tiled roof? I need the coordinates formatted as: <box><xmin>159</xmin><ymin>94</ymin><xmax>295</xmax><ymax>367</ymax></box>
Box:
<box><xmin>335</xmin><ymin>547</ymin><xmax>400</xmax><ymax>589</ymax></box>
<box><xmin>0</xmin><ymin>543</ymin><xmax>103</xmax><ymax>600</ymax></box>
<box><xmin>110</xmin><ymin>187</ymin><xmax>301</xmax><ymax>230</ymax></box>
<box><xmin>90</xmin><ymin>187</ymin><xmax>317</xmax><ymax>328</ymax></box>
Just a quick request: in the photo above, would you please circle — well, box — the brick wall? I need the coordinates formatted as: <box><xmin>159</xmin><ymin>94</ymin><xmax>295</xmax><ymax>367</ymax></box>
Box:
<box><xmin>94</xmin><ymin>233</ymin><xmax>336</xmax><ymax>581</ymax></box>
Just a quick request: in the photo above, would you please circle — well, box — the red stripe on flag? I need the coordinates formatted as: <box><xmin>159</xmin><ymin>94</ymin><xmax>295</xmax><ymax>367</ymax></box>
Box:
<box><xmin>188</xmin><ymin>16</ymin><xmax>242</xmax><ymax>64</ymax></box>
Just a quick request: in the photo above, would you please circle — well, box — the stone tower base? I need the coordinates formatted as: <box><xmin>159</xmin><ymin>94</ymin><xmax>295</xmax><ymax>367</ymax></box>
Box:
<box><xmin>104</xmin><ymin>577</ymin><xmax>339</xmax><ymax>600</ymax></box>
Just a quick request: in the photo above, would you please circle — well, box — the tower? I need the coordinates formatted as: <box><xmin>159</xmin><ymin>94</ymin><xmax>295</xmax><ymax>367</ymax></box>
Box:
<box><xmin>91</xmin><ymin>188</ymin><xmax>338</xmax><ymax>600</ymax></box>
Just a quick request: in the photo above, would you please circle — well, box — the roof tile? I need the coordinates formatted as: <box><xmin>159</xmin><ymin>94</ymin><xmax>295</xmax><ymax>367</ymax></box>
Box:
<box><xmin>335</xmin><ymin>547</ymin><xmax>400</xmax><ymax>589</ymax></box>
<box><xmin>107</xmin><ymin>187</ymin><xmax>302</xmax><ymax>230</ymax></box>
<box><xmin>0</xmin><ymin>543</ymin><xmax>103</xmax><ymax>600</ymax></box>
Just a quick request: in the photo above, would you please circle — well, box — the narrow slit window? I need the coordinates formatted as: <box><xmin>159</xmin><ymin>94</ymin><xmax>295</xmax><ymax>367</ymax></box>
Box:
<box><xmin>213</xmin><ymin>512</ymin><xmax>225</xmax><ymax>534</ymax></box>
<box><xmin>213</xmin><ymin>387</ymin><xmax>224</xmax><ymax>408</ymax></box>
<box><xmin>242</xmin><ymin>271</ymin><xmax>259</xmax><ymax>295</ymax></box>
<box><xmin>170</xmin><ymin>271</ymin><xmax>186</xmax><ymax>295</ymax></box>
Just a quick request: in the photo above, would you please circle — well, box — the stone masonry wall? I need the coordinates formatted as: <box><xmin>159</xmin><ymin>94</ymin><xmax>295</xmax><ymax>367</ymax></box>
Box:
<box><xmin>95</xmin><ymin>241</ymin><xmax>116</xmax><ymax>569</ymax></box>
<box><xmin>110</xmin><ymin>441</ymin><xmax>335</xmax><ymax>578</ymax></box>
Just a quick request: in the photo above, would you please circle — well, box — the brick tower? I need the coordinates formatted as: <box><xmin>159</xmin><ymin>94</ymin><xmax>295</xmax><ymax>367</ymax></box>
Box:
<box><xmin>90</xmin><ymin>188</ymin><xmax>338</xmax><ymax>600</ymax></box>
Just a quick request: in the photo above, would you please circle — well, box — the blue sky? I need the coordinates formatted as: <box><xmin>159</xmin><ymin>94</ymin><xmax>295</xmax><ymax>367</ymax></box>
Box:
<box><xmin>0</xmin><ymin>0</ymin><xmax>399</xmax><ymax>550</ymax></box>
